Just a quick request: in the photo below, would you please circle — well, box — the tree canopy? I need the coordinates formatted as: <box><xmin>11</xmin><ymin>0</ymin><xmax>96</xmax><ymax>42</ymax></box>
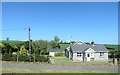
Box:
<box><xmin>54</xmin><ymin>36</ymin><xmax>60</xmax><ymax>43</ymax></box>
<box><xmin>32</xmin><ymin>40</ymin><xmax>48</xmax><ymax>55</ymax></box>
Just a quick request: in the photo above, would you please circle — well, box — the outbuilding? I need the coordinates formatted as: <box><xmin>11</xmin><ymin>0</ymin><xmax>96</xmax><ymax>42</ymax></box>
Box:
<box><xmin>49</xmin><ymin>48</ymin><xmax>64</xmax><ymax>57</ymax></box>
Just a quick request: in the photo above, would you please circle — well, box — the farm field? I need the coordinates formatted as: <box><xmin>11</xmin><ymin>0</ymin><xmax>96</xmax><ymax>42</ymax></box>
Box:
<box><xmin>59</xmin><ymin>43</ymin><xmax>70</xmax><ymax>50</ymax></box>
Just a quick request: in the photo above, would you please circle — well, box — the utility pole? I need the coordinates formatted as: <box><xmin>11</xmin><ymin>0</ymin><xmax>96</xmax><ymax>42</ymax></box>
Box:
<box><xmin>83</xmin><ymin>52</ymin><xmax>85</xmax><ymax>63</ymax></box>
<box><xmin>29</xmin><ymin>27</ymin><xmax>31</xmax><ymax>61</ymax></box>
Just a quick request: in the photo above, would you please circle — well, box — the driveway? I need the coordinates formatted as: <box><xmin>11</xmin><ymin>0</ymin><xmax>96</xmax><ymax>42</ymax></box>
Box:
<box><xmin>2</xmin><ymin>62</ymin><xmax>118</xmax><ymax>72</ymax></box>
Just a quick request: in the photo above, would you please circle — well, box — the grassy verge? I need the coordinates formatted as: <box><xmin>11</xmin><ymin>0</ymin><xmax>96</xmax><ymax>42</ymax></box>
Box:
<box><xmin>79</xmin><ymin>61</ymin><xmax>113</xmax><ymax>66</ymax></box>
<box><xmin>54</xmin><ymin>57</ymin><xmax>113</xmax><ymax>66</ymax></box>
<box><xmin>3</xmin><ymin>58</ymin><xmax>113</xmax><ymax>66</ymax></box>
<box><xmin>54</xmin><ymin>57</ymin><xmax>72</xmax><ymax>64</ymax></box>
<box><xmin>2</xmin><ymin>61</ymin><xmax>49</xmax><ymax>65</ymax></box>
<box><xmin>2</xmin><ymin>57</ymin><xmax>113</xmax><ymax>66</ymax></box>
<box><xmin>2</xmin><ymin>68</ymin><xmax>116</xmax><ymax>73</ymax></box>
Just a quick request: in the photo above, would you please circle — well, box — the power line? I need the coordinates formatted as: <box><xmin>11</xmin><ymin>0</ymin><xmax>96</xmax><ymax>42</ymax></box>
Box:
<box><xmin>1</xmin><ymin>28</ymin><xmax>27</xmax><ymax>31</ymax></box>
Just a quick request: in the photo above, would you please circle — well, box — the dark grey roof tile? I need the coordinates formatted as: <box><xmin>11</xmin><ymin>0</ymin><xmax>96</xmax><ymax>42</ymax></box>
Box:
<box><xmin>70</xmin><ymin>44</ymin><xmax>108</xmax><ymax>52</ymax></box>
<box><xmin>49</xmin><ymin>48</ymin><xmax>64</xmax><ymax>52</ymax></box>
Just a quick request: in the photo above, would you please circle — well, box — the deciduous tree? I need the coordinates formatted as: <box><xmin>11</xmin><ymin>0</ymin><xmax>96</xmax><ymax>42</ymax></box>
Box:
<box><xmin>54</xmin><ymin>36</ymin><xmax>60</xmax><ymax>43</ymax></box>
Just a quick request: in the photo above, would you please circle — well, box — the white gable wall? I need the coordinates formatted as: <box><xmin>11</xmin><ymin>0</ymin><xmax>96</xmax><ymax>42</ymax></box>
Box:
<box><xmin>49</xmin><ymin>52</ymin><xmax>55</xmax><ymax>57</ymax></box>
<box><xmin>85</xmin><ymin>48</ymin><xmax>95</xmax><ymax>53</ymax></box>
<box><xmin>85</xmin><ymin>48</ymin><xmax>95</xmax><ymax>58</ymax></box>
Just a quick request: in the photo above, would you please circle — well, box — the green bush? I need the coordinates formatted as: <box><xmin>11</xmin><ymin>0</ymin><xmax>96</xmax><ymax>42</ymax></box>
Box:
<box><xmin>11</xmin><ymin>55</ymin><xmax>17</xmax><ymax>61</ymax></box>
<box><xmin>2</xmin><ymin>53</ymin><xmax>17</xmax><ymax>61</ymax></box>
<box><xmin>2</xmin><ymin>53</ymin><xmax>49</xmax><ymax>62</ymax></box>
<box><xmin>18</xmin><ymin>54</ymin><xmax>30</xmax><ymax>62</ymax></box>
<box><xmin>2</xmin><ymin>53</ymin><xmax>12</xmax><ymax>61</ymax></box>
<box><xmin>55</xmin><ymin>52</ymin><xmax>64</xmax><ymax>57</ymax></box>
<box><xmin>118</xmin><ymin>62</ymin><xmax>120</xmax><ymax>64</ymax></box>
<box><xmin>34</xmin><ymin>55</ymin><xmax>49</xmax><ymax>62</ymax></box>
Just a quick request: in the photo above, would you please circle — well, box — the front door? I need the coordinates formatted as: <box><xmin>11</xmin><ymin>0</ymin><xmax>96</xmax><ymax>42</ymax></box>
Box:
<box><xmin>85</xmin><ymin>48</ymin><xmax>95</xmax><ymax>61</ymax></box>
<box><xmin>87</xmin><ymin>53</ymin><xmax>90</xmax><ymax>61</ymax></box>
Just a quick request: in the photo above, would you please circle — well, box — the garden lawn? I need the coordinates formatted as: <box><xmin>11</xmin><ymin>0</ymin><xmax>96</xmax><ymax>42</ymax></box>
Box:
<box><xmin>54</xmin><ymin>57</ymin><xmax>72</xmax><ymax>64</ymax></box>
<box><xmin>54</xmin><ymin>57</ymin><xmax>113</xmax><ymax>66</ymax></box>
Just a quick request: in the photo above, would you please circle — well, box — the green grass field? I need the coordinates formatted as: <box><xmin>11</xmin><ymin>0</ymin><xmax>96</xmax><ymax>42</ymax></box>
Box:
<box><xmin>53</xmin><ymin>57</ymin><xmax>113</xmax><ymax>66</ymax></box>
<box><xmin>104</xmin><ymin>44</ymin><xmax>118</xmax><ymax>51</ymax></box>
<box><xmin>54</xmin><ymin>57</ymin><xmax>72</xmax><ymax>64</ymax></box>
<box><xmin>60</xmin><ymin>44</ymin><xmax>70</xmax><ymax>50</ymax></box>
<box><xmin>2</xmin><ymin>68</ymin><xmax>116</xmax><ymax>73</ymax></box>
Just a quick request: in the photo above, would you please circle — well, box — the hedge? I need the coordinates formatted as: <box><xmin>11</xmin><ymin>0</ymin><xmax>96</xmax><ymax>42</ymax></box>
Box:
<box><xmin>2</xmin><ymin>53</ymin><xmax>49</xmax><ymax>62</ymax></box>
<box><xmin>18</xmin><ymin>54</ymin><xmax>30</xmax><ymax>62</ymax></box>
<box><xmin>55</xmin><ymin>52</ymin><xmax>64</xmax><ymax>57</ymax></box>
<box><xmin>31</xmin><ymin>54</ymin><xmax>49</xmax><ymax>62</ymax></box>
<box><xmin>2</xmin><ymin>53</ymin><xmax>12</xmax><ymax>61</ymax></box>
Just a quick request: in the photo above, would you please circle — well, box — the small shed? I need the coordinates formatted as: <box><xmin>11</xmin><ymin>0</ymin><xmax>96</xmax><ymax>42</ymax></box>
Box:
<box><xmin>49</xmin><ymin>48</ymin><xmax>64</xmax><ymax>57</ymax></box>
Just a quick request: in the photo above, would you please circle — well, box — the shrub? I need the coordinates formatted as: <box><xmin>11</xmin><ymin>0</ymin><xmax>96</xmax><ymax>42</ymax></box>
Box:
<box><xmin>18</xmin><ymin>54</ymin><xmax>30</xmax><ymax>62</ymax></box>
<box><xmin>32</xmin><ymin>54</ymin><xmax>49</xmax><ymax>62</ymax></box>
<box><xmin>2</xmin><ymin>53</ymin><xmax>49</xmax><ymax>62</ymax></box>
<box><xmin>11</xmin><ymin>55</ymin><xmax>17</xmax><ymax>61</ymax></box>
<box><xmin>2</xmin><ymin>53</ymin><xmax>17</xmax><ymax>61</ymax></box>
<box><xmin>55</xmin><ymin>52</ymin><xmax>64</xmax><ymax>57</ymax></box>
<box><xmin>118</xmin><ymin>62</ymin><xmax>120</xmax><ymax>64</ymax></box>
<box><xmin>37</xmin><ymin>55</ymin><xmax>49</xmax><ymax>62</ymax></box>
<box><xmin>2</xmin><ymin>53</ymin><xmax>12</xmax><ymax>61</ymax></box>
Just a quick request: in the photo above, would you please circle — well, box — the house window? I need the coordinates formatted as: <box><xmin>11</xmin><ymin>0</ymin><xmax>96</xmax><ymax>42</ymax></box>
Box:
<box><xmin>77</xmin><ymin>53</ymin><xmax>82</xmax><ymax>57</ymax></box>
<box><xmin>91</xmin><ymin>52</ymin><xmax>93</xmax><ymax>57</ymax></box>
<box><xmin>100</xmin><ymin>52</ymin><xmax>104</xmax><ymax>57</ymax></box>
<box><xmin>91</xmin><ymin>52</ymin><xmax>94</xmax><ymax>57</ymax></box>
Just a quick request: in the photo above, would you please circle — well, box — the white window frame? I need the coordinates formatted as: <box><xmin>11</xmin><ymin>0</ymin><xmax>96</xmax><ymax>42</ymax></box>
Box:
<box><xmin>91</xmin><ymin>52</ymin><xmax>93</xmax><ymax>57</ymax></box>
<box><xmin>77</xmin><ymin>52</ymin><xmax>82</xmax><ymax>57</ymax></box>
<box><xmin>100</xmin><ymin>52</ymin><xmax>104</xmax><ymax>58</ymax></box>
